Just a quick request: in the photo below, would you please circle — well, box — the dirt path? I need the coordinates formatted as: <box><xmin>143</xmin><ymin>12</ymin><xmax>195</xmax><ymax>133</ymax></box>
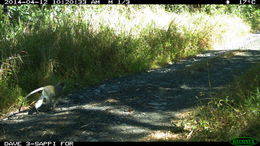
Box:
<box><xmin>1</xmin><ymin>33</ymin><xmax>259</xmax><ymax>141</ymax></box>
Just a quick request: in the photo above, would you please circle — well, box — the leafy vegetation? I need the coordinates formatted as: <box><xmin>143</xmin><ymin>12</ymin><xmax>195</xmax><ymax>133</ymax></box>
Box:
<box><xmin>185</xmin><ymin>65</ymin><xmax>260</xmax><ymax>141</ymax></box>
<box><xmin>0</xmin><ymin>5</ymin><xmax>258</xmax><ymax>138</ymax></box>
<box><xmin>165</xmin><ymin>5</ymin><xmax>260</xmax><ymax>32</ymax></box>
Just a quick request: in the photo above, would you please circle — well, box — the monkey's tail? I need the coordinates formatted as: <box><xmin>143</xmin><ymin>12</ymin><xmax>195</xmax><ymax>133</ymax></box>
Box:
<box><xmin>19</xmin><ymin>87</ymin><xmax>45</xmax><ymax>112</ymax></box>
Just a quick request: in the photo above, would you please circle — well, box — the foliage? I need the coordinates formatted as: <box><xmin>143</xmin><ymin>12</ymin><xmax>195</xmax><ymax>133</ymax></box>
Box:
<box><xmin>165</xmin><ymin>5</ymin><xmax>260</xmax><ymax>32</ymax></box>
<box><xmin>0</xmin><ymin>81</ymin><xmax>22</xmax><ymax>114</ymax></box>
<box><xmin>189</xmin><ymin>65</ymin><xmax>260</xmax><ymax>141</ymax></box>
<box><xmin>0</xmin><ymin>5</ymin><xmax>255</xmax><ymax>114</ymax></box>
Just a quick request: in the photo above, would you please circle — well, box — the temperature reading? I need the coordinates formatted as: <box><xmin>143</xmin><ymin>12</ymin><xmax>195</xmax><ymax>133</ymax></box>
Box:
<box><xmin>239</xmin><ymin>0</ymin><xmax>256</xmax><ymax>4</ymax></box>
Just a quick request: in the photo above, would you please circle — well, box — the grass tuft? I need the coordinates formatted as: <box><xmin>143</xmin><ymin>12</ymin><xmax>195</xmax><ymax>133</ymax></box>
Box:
<box><xmin>188</xmin><ymin>65</ymin><xmax>260</xmax><ymax>141</ymax></box>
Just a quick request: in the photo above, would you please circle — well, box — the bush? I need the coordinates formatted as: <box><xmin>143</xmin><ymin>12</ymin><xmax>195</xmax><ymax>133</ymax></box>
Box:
<box><xmin>0</xmin><ymin>5</ymin><xmax>253</xmax><ymax>114</ymax></box>
<box><xmin>190</xmin><ymin>65</ymin><xmax>260</xmax><ymax>141</ymax></box>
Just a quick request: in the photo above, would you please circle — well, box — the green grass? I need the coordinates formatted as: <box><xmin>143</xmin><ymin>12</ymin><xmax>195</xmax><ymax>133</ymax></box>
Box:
<box><xmin>0</xmin><ymin>5</ymin><xmax>252</xmax><ymax>115</ymax></box>
<box><xmin>0</xmin><ymin>81</ymin><xmax>22</xmax><ymax>114</ymax></box>
<box><xmin>189</xmin><ymin>65</ymin><xmax>260</xmax><ymax>141</ymax></box>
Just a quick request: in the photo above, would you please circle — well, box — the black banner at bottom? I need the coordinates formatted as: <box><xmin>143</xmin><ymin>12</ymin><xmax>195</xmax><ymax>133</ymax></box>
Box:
<box><xmin>0</xmin><ymin>141</ymin><xmax>231</xmax><ymax>146</ymax></box>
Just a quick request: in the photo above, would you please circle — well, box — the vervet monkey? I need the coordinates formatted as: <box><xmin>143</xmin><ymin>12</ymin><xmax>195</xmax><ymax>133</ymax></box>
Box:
<box><xmin>19</xmin><ymin>83</ymin><xmax>65</xmax><ymax>113</ymax></box>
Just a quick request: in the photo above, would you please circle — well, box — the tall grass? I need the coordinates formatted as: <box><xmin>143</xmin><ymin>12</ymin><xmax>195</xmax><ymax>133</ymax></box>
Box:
<box><xmin>189</xmin><ymin>65</ymin><xmax>260</xmax><ymax>141</ymax></box>
<box><xmin>0</xmin><ymin>5</ymin><xmax>251</xmax><ymax>114</ymax></box>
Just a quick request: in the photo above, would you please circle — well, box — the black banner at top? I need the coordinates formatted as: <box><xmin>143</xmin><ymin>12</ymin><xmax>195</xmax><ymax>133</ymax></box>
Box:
<box><xmin>1</xmin><ymin>0</ymin><xmax>259</xmax><ymax>5</ymax></box>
